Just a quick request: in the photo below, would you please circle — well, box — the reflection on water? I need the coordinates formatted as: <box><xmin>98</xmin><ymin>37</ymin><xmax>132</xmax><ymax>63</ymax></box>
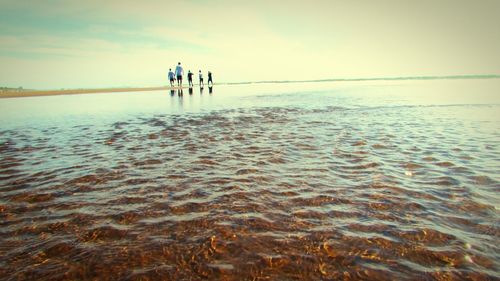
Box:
<box><xmin>0</xmin><ymin>80</ymin><xmax>499</xmax><ymax>280</ymax></box>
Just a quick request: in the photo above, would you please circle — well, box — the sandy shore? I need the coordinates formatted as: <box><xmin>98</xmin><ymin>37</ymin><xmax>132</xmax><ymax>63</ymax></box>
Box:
<box><xmin>0</xmin><ymin>86</ymin><xmax>193</xmax><ymax>99</ymax></box>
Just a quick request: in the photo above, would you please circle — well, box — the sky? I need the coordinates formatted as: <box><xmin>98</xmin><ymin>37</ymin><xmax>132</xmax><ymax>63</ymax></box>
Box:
<box><xmin>1</xmin><ymin>0</ymin><xmax>499</xmax><ymax>89</ymax></box>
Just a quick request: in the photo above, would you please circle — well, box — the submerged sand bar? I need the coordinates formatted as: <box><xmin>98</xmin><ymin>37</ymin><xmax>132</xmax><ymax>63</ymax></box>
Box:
<box><xmin>0</xmin><ymin>86</ymin><xmax>190</xmax><ymax>99</ymax></box>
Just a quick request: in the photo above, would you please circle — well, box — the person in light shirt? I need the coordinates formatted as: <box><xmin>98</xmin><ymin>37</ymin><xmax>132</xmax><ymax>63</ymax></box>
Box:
<box><xmin>168</xmin><ymin>69</ymin><xmax>175</xmax><ymax>87</ymax></box>
<box><xmin>175</xmin><ymin>62</ymin><xmax>184</xmax><ymax>87</ymax></box>
<box><xmin>199</xmin><ymin>70</ymin><xmax>204</xmax><ymax>87</ymax></box>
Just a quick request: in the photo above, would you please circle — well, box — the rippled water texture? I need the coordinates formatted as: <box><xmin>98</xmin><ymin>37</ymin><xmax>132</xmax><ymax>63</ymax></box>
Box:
<box><xmin>1</xmin><ymin>80</ymin><xmax>499</xmax><ymax>280</ymax></box>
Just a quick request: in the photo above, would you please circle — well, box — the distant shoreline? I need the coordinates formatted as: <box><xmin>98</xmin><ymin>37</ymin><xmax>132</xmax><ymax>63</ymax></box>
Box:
<box><xmin>225</xmin><ymin>74</ymin><xmax>500</xmax><ymax>85</ymax></box>
<box><xmin>0</xmin><ymin>86</ymin><xmax>189</xmax><ymax>99</ymax></box>
<box><xmin>1</xmin><ymin>74</ymin><xmax>499</xmax><ymax>99</ymax></box>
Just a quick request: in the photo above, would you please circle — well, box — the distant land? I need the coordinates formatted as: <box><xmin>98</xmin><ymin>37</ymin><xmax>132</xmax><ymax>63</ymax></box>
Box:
<box><xmin>1</xmin><ymin>74</ymin><xmax>499</xmax><ymax>99</ymax></box>
<box><xmin>224</xmin><ymin>74</ymin><xmax>500</xmax><ymax>85</ymax></box>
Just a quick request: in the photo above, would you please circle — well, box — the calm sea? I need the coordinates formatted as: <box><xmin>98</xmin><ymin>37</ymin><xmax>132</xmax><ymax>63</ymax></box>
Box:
<box><xmin>1</xmin><ymin>79</ymin><xmax>499</xmax><ymax>280</ymax></box>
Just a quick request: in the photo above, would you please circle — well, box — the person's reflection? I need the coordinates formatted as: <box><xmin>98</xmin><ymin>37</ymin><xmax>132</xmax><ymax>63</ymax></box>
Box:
<box><xmin>177</xmin><ymin>88</ymin><xmax>183</xmax><ymax>96</ymax></box>
<box><xmin>188</xmin><ymin>87</ymin><xmax>193</xmax><ymax>95</ymax></box>
<box><xmin>199</xmin><ymin>86</ymin><xmax>204</xmax><ymax>95</ymax></box>
<box><xmin>208</xmin><ymin>86</ymin><xmax>213</xmax><ymax>94</ymax></box>
<box><xmin>178</xmin><ymin>93</ymin><xmax>183</xmax><ymax>109</ymax></box>
<box><xmin>170</xmin><ymin>89</ymin><xmax>175</xmax><ymax>96</ymax></box>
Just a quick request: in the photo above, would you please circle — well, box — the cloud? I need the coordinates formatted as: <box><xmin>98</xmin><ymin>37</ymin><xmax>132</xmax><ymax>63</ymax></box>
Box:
<box><xmin>1</xmin><ymin>0</ymin><xmax>499</xmax><ymax>88</ymax></box>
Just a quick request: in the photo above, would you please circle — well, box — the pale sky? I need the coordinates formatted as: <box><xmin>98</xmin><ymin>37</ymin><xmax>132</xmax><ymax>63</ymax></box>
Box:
<box><xmin>1</xmin><ymin>0</ymin><xmax>499</xmax><ymax>89</ymax></box>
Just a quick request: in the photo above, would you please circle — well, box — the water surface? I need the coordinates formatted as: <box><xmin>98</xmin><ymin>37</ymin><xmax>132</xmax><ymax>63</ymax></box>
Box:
<box><xmin>1</xmin><ymin>79</ymin><xmax>499</xmax><ymax>280</ymax></box>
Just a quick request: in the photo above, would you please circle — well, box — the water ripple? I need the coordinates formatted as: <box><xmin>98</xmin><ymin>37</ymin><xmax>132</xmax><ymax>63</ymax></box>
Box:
<box><xmin>0</xmin><ymin>105</ymin><xmax>499</xmax><ymax>280</ymax></box>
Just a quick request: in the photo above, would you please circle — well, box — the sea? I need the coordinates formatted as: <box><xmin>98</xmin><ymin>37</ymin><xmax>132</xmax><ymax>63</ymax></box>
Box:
<box><xmin>0</xmin><ymin>78</ymin><xmax>499</xmax><ymax>280</ymax></box>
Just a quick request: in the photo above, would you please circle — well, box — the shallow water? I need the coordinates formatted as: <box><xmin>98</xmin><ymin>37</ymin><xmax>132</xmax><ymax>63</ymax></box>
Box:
<box><xmin>0</xmin><ymin>80</ymin><xmax>499</xmax><ymax>280</ymax></box>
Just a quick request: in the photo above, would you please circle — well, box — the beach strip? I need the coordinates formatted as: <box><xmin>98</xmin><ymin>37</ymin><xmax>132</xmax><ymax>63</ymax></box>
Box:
<box><xmin>0</xmin><ymin>86</ymin><xmax>193</xmax><ymax>99</ymax></box>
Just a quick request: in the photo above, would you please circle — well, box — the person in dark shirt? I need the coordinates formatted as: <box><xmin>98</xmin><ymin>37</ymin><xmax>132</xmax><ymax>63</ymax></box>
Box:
<box><xmin>187</xmin><ymin>70</ymin><xmax>194</xmax><ymax>87</ymax></box>
<box><xmin>208</xmin><ymin>71</ymin><xmax>213</xmax><ymax>86</ymax></box>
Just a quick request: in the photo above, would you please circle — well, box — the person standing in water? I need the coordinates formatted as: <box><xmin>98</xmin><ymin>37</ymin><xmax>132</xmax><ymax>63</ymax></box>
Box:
<box><xmin>175</xmin><ymin>62</ymin><xmax>184</xmax><ymax>87</ymax></box>
<box><xmin>207</xmin><ymin>71</ymin><xmax>213</xmax><ymax>86</ymax></box>
<box><xmin>187</xmin><ymin>70</ymin><xmax>193</xmax><ymax>87</ymax></box>
<box><xmin>168</xmin><ymin>68</ymin><xmax>175</xmax><ymax>87</ymax></box>
<box><xmin>198</xmin><ymin>70</ymin><xmax>204</xmax><ymax>87</ymax></box>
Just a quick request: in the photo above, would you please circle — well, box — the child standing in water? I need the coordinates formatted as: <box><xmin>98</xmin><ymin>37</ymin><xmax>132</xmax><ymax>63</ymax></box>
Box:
<box><xmin>199</xmin><ymin>70</ymin><xmax>204</xmax><ymax>87</ymax></box>
<box><xmin>208</xmin><ymin>71</ymin><xmax>213</xmax><ymax>86</ymax></box>
<box><xmin>168</xmin><ymin>69</ymin><xmax>175</xmax><ymax>87</ymax></box>
<box><xmin>187</xmin><ymin>70</ymin><xmax>193</xmax><ymax>87</ymax></box>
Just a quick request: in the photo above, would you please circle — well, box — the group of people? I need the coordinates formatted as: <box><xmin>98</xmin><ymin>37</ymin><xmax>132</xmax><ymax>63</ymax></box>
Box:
<box><xmin>168</xmin><ymin>62</ymin><xmax>213</xmax><ymax>88</ymax></box>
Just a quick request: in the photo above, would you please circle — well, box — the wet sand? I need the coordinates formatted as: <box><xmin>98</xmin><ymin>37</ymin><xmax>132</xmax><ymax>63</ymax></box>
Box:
<box><xmin>0</xmin><ymin>86</ymin><xmax>193</xmax><ymax>99</ymax></box>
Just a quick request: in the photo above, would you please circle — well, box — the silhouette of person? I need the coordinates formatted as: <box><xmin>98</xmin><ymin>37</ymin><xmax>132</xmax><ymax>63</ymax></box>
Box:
<box><xmin>208</xmin><ymin>71</ymin><xmax>213</xmax><ymax>86</ymax></box>
<box><xmin>187</xmin><ymin>70</ymin><xmax>193</xmax><ymax>87</ymax></box>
